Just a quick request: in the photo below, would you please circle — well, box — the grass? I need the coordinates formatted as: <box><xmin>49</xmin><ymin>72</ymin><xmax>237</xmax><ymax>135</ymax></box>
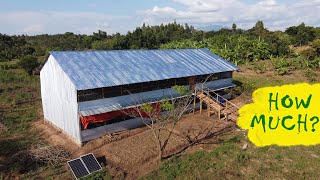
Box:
<box><xmin>144</xmin><ymin>131</ymin><xmax>320</xmax><ymax>179</ymax></box>
<box><xmin>0</xmin><ymin>63</ymin><xmax>43</xmax><ymax>174</ymax></box>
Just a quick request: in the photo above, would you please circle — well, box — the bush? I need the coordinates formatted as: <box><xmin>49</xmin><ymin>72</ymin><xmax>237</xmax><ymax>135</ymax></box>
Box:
<box><xmin>271</xmin><ymin>56</ymin><xmax>290</xmax><ymax>75</ymax></box>
<box><xmin>17</xmin><ymin>55</ymin><xmax>40</xmax><ymax>75</ymax></box>
<box><xmin>304</xmin><ymin>68</ymin><xmax>318</xmax><ymax>82</ymax></box>
<box><xmin>250</xmin><ymin>62</ymin><xmax>267</xmax><ymax>73</ymax></box>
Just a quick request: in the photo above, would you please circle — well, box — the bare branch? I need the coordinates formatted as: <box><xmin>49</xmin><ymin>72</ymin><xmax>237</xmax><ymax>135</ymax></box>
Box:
<box><xmin>121</xmin><ymin>86</ymin><xmax>194</xmax><ymax>161</ymax></box>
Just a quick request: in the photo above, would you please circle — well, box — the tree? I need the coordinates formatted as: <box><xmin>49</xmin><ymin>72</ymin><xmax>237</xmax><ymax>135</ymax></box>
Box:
<box><xmin>311</xmin><ymin>38</ymin><xmax>320</xmax><ymax>56</ymax></box>
<box><xmin>285</xmin><ymin>23</ymin><xmax>316</xmax><ymax>46</ymax></box>
<box><xmin>232</xmin><ymin>23</ymin><xmax>237</xmax><ymax>32</ymax></box>
<box><xmin>17</xmin><ymin>55</ymin><xmax>40</xmax><ymax>75</ymax></box>
<box><xmin>93</xmin><ymin>30</ymin><xmax>108</xmax><ymax>40</ymax></box>
<box><xmin>265</xmin><ymin>31</ymin><xmax>291</xmax><ymax>56</ymax></box>
<box><xmin>123</xmin><ymin>86</ymin><xmax>194</xmax><ymax>162</ymax></box>
<box><xmin>248</xmin><ymin>20</ymin><xmax>269</xmax><ymax>37</ymax></box>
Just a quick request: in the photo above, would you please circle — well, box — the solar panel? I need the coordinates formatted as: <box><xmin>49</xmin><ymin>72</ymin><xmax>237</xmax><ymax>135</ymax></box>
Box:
<box><xmin>67</xmin><ymin>153</ymin><xmax>102</xmax><ymax>179</ymax></box>
<box><xmin>81</xmin><ymin>153</ymin><xmax>102</xmax><ymax>173</ymax></box>
<box><xmin>67</xmin><ymin>158</ymin><xmax>89</xmax><ymax>179</ymax></box>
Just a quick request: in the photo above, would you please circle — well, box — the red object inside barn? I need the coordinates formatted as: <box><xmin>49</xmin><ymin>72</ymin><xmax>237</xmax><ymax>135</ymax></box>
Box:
<box><xmin>80</xmin><ymin>103</ymin><xmax>160</xmax><ymax>129</ymax></box>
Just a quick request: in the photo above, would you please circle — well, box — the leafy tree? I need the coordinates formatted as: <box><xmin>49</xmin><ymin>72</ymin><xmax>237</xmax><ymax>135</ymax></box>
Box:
<box><xmin>232</xmin><ymin>23</ymin><xmax>237</xmax><ymax>32</ymax></box>
<box><xmin>311</xmin><ymin>38</ymin><xmax>320</xmax><ymax>56</ymax></box>
<box><xmin>93</xmin><ymin>30</ymin><xmax>108</xmax><ymax>40</ymax></box>
<box><xmin>285</xmin><ymin>23</ymin><xmax>316</xmax><ymax>46</ymax></box>
<box><xmin>0</xmin><ymin>34</ymin><xmax>27</xmax><ymax>61</ymax></box>
<box><xmin>265</xmin><ymin>31</ymin><xmax>291</xmax><ymax>56</ymax></box>
<box><xmin>17</xmin><ymin>55</ymin><xmax>40</xmax><ymax>75</ymax></box>
<box><xmin>248</xmin><ymin>20</ymin><xmax>269</xmax><ymax>37</ymax></box>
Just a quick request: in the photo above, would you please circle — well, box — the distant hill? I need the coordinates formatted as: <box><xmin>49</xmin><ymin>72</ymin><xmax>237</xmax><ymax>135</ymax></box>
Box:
<box><xmin>197</xmin><ymin>25</ymin><xmax>229</xmax><ymax>31</ymax></box>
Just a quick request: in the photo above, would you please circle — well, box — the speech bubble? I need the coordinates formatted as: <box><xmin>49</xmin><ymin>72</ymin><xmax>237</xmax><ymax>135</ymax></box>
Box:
<box><xmin>237</xmin><ymin>83</ymin><xmax>320</xmax><ymax>146</ymax></box>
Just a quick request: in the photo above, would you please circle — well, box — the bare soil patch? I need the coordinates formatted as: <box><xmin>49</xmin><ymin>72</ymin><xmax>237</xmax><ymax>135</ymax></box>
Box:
<box><xmin>35</xmin><ymin>111</ymin><xmax>235</xmax><ymax>179</ymax></box>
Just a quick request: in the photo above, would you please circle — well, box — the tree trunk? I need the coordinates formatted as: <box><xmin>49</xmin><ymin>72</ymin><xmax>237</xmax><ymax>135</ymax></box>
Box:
<box><xmin>158</xmin><ymin>149</ymin><xmax>163</xmax><ymax>163</ymax></box>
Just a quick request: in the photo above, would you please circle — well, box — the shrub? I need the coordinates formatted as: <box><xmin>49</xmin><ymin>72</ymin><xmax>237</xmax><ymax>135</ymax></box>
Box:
<box><xmin>250</xmin><ymin>62</ymin><xmax>267</xmax><ymax>73</ymax></box>
<box><xmin>17</xmin><ymin>55</ymin><xmax>40</xmax><ymax>75</ymax></box>
<box><xmin>304</xmin><ymin>68</ymin><xmax>317</xmax><ymax>82</ymax></box>
<box><xmin>271</xmin><ymin>56</ymin><xmax>290</xmax><ymax>75</ymax></box>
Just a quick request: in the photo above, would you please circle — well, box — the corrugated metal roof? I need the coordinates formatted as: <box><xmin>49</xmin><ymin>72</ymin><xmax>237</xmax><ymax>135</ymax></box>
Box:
<box><xmin>50</xmin><ymin>48</ymin><xmax>239</xmax><ymax>90</ymax></box>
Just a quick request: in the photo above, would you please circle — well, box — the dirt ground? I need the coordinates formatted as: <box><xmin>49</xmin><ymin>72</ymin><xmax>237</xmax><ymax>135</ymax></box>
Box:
<box><xmin>34</xmin><ymin>111</ymin><xmax>236</xmax><ymax>179</ymax></box>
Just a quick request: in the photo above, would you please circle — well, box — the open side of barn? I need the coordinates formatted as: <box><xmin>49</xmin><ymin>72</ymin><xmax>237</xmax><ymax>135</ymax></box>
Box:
<box><xmin>40</xmin><ymin>48</ymin><xmax>239</xmax><ymax>145</ymax></box>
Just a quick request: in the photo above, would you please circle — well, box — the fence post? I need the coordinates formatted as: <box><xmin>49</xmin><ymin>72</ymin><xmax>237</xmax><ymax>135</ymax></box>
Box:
<box><xmin>216</xmin><ymin>94</ymin><xmax>220</xmax><ymax>119</ymax></box>
<box><xmin>193</xmin><ymin>92</ymin><xmax>196</xmax><ymax>114</ymax></box>
<box><xmin>199</xmin><ymin>91</ymin><xmax>202</xmax><ymax>115</ymax></box>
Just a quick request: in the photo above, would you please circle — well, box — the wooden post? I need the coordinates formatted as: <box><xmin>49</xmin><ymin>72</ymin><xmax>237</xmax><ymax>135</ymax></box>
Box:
<box><xmin>200</xmin><ymin>97</ymin><xmax>202</xmax><ymax>115</ymax></box>
<box><xmin>226</xmin><ymin>102</ymin><xmax>228</xmax><ymax>121</ymax></box>
<box><xmin>216</xmin><ymin>94</ymin><xmax>220</xmax><ymax>119</ymax></box>
<box><xmin>207</xmin><ymin>100</ymin><xmax>210</xmax><ymax>117</ymax></box>
<box><xmin>193</xmin><ymin>94</ymin><xmax>196</xmax><ymax>114</ymax></box>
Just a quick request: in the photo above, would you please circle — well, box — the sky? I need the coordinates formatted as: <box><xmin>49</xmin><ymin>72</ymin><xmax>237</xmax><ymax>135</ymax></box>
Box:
<box><xmin>0</xmin><ymin>0</ymin><xmax>319</xmax><ymax>35</ymax></box>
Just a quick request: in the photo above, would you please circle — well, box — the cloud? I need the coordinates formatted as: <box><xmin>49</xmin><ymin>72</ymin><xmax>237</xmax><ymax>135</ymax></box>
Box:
<box><xmin>0</xmin><ymin>1</ymin><xmax>319</xmax><ymax>35</ymax></box>
<box><xmin>0</xmin><ymin>10</ymin><xmax>130</xmax><ymax>35</ymax></box>
<box><xmin>142</xmin><ymin>0</ymin><xmax>320</xmax><ymax>30</ymax></box>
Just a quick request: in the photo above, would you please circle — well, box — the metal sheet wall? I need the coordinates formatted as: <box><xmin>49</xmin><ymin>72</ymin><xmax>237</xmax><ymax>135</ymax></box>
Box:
<box><xmin>40</xmin><ymin>55</ymin><xmax>81</xmax><ymax>143</ymax></box>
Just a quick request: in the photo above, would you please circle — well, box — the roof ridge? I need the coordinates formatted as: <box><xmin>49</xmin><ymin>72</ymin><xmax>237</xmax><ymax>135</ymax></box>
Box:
<box><xmin>49</xmin><ymin>48</ymin><xmax>209</xmax><ymax>53</ymax></box>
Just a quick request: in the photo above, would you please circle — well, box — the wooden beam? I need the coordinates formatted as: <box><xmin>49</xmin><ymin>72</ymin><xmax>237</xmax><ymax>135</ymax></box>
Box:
<box><xmin>216</xmin><ymin>94</ymin><xmax>220</xmax><ymax>119</ymax></box>
<box><xmin>193</xmin><ymin>94</ymin><xmax>196</xmax><ymax>114</ymax></box>
<box><xmin>200</xmin><ymin>97</ymin><xmax>202</xmax><ymax>114</ymax></box>
<box><xmin>226</xmin><ymin>102</ymin><xmax>228</xmax><ymax>121</ymax></box>
<box><xmin>207</xmin><ymin>100</ymin><xmax>210</xmax><ymax>117</ymax></box>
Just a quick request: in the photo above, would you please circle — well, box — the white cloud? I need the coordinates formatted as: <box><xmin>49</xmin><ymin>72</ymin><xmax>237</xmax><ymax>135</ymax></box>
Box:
<box><xmin>142</xmin><ymin>0</ymin><xmax>320</xmax><ymax>30</ymax></box>
<box><xmin>0</xmin><ymin>11</ymin><xmax>130</xmax><ymax>35</ymax></box>
<box><xmin>0</xmin><ymin>1</ymin><xmax>319</xmax><ymax>35</ymax></box>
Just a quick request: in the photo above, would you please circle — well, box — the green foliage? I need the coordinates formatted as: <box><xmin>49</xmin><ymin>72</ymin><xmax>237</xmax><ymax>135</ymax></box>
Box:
<box><xmin>271</xmin><ymin>56</ymin><xmax>290</xmax><ymax>75</ymax></box>
<box><xmin>304</xmin><ymin>68</ymin><xmax>318</xmax><ymax>82</ymax></box>
<box><xmin>0</xmin><ymin>61</ymin><xmax>18</xmax><ymax>70</ymax></box>
<box><xmin>250</xmin><ymin>62</ymin><xmax>267</xmax><ymax>73</ymax></box>
<box><xmin>265</xmin><ymin>31</ymin><xmax>291</xmax><ymax>57</ymax></box>
<box><xmin>161</xmin><ymin>35</ymin><xmax>271</xmax><ymax>65</ymax></box>
<box><xmin>171</xmin><ymin>85</ymin><xmax>190</xmax><ymax>95</ymax></box>
<box><xmin>0</xmin><ymin>69</ymin><xmax>30</xmax><ymax>83</ymax></box>
<box><xmin>0</xmin><ymin>34</ymin><xmax>29</xmax><ymax>61</ymax></box>
<box><xmin>285</xmin><ymin>23</ymin><xmax>316</xmax><ymax>46</ymax></box>
<box><xmin>0</xmin><ymin>21</ymin><xmax>318</xmax><ymax>65</ymax></box>
<box><xmin>140</xmin><ymin>104</ymin><xmax>154</xmax><ymax>114</ymax></box>
<box><xmin>80</xmin><ymin>171</ymin><xmax>111</xmax><ymax>180</ymax></box>
<box><xmin>248</xmin><ymin>20</ymin><xmax>269</xmax><ymax>37</ymax></box>
<box><xmin>17</xmin><ymin>55</ymin><xmax>40</xmax><ymax>75</ymax></box>
<box><xmin>141</xmin><ymin>86</ymin><xmax>189</xmax><ymax>113</ymax></box>
<box><xmin>0</xmin><ymin>65</ymin><xmax>41</xmax><ymax>174</ymax></box>
<box><xmin>297</xmin><ymin>47</ymin><xmax>320</xmax><ymax>69</ymax></box>
<box><xmin>160</xmin><ymin>99</ymin><xmax>174</xmax><ymax>111</ymax></box>
<box><xmin>311</xmin><ymin>38</ymin><xmax>320</xmax><ymax>56</ymax></box>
